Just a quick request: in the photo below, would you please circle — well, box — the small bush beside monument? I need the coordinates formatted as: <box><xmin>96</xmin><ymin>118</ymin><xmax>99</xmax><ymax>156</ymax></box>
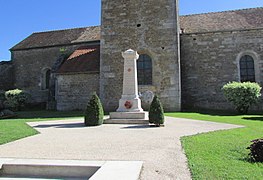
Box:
<box><xmin>84</xmin><ymin>93</ymin><xmax>104</xmax><ymax>126</ymax></box>
<box><xmin>149</xmin><ymin>95</ymin><xmax>164</xmax><ymax>126</ymax></box>
<box><xmin>222</xmin><ymin>82</ymin><xmax>261</xmax><ymax>114</ymax></box>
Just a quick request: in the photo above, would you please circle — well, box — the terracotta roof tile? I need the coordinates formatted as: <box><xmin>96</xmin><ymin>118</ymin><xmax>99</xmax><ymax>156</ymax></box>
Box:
<box><xmin>57</xmin><ymin>45</ymin><xmax>100</xmax><ymax>74</ymax></box>
<box><xmin>67</xmin><ymin>48</ymin><xmax>96</xmax><ymax>60</ymax></box>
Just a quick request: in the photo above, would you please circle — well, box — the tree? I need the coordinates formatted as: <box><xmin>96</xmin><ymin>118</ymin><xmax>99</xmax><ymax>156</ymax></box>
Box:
<box><xmin>149</xmin><ymin>95</ymin><xmax>164</xmax><ymax>126</ymax></box>
<box><xmin>84</xmin><ymin>93</ymin><xmax>104</xmax><ymax>126</ymax></box>
<box><xmin>4</xmin><ymin>89</ymin><xmax>30</xmax><ymax>111</ymax></box>
<box><xmin>222</xmin><ymin>82</ymin><xmax>261</xmax><ymax>114</ymax></box>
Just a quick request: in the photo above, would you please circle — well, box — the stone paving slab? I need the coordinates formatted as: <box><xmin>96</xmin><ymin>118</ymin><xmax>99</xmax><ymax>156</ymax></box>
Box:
<box><xmin>0</xmin><ymin>117</ymin><xmax>243</xmax><ymax>180</ymax></box>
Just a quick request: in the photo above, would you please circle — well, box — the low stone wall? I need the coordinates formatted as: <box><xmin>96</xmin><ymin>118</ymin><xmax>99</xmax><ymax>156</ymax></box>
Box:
<box><xmin>0</xmin><ymin>61</ymin><xmax>14</xmax><ymax>90</ymax></box>
<box><xmin>181</xmin><ymin>28</ymin><xmax>263</xmax><ymax>111</ymax></box>
<box><xmin>56</xmin><ymin>73</ymin><xmax>99</xmax><ymax>111</ymax></box>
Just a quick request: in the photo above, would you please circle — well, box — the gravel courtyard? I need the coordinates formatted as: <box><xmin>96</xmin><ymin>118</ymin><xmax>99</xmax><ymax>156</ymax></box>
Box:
<box><xmin>0</xmin><ymin>117</ymin><xmax>242</xmax><ymax>180</ymax></box>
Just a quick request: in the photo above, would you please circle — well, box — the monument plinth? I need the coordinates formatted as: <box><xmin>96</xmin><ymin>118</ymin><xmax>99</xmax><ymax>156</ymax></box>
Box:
<box><xmin>106</xmin><ymin>49</ymin><xmax>149</xmax><ymax>124</ymax></box>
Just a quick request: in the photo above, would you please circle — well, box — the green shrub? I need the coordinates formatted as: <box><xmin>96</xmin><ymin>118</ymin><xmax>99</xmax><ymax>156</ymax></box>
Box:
<box><xmin>149</xmin><ymin>95</ymin><xmax>164</xmax><ymax>126</ymax></box>
<box><xmin>4</xmin><ymin>89</ymin><xmax>30</xmax><ymax>111</ymax></box>
<box><xmin>84</xmin><ymin>93</ymin><xmax>104</xmax><ymax>126</ymax></box>
<box><xmin>222</xmin><ymin>82</ymin><xmax>261</xmax><ymax>114</ymax></box>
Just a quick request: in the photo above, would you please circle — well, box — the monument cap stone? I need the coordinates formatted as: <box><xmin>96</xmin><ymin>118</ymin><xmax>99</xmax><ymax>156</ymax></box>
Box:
<box><xmin>122</xmin><ymin>49</ymin><xmax>139</xmax><ymax>60</ymax></box>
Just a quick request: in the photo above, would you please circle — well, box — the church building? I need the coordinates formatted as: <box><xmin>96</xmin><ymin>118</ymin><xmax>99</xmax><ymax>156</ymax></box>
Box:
<box><xmin>1</xmin><ymin>0</ymin><xmax>263</xmax><ymax>112</ymax></box>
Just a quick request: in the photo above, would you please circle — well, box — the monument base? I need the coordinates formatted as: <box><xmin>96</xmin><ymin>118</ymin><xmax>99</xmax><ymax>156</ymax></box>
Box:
<box><xmin>104</xmin><ymin>112</ymin><xmax>149</xmax><ymax>124</ymax></box>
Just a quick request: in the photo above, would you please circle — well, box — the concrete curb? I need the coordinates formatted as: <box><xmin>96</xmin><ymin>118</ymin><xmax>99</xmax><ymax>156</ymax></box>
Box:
<box><xmin>0</xmin><ymin>158</ymin><xmax>143</xmax><ymax>180</ymax></box>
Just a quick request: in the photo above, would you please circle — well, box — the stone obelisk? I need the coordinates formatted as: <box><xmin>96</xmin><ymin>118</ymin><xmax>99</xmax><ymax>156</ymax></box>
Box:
<box><xmin>108</xmin><ymin>49</ymin><xmax>149</xmax><ymax>124</ymax></box>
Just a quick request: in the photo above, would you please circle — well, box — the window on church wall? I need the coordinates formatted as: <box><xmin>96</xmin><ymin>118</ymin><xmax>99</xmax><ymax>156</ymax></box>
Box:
<box><xmin>240</xmin><ymin>55</ymin><xmax>255</xmax><ymax>82</ymax></box>
<box><xmin>45</xmin><ymin>69</ymin><xmax>51</xmax><ymax>89</ymax></box>
<box><xmin>41</xmin><ymin>68</ymin><xmax>51</xmax><ymax>90</ymax></box>
<box><xmin>137</xmin><ymin>54</ymin><xmax>152</xmax><ymax>85</ymax></box>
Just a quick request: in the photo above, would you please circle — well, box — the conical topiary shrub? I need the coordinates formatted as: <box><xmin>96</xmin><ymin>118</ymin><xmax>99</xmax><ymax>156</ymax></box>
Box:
<box><xmin>84</xmin><ymin>93</ymin><xmax>104</xmax><ymax>126</ymax></box>
<box><xmin>149</xmin><ymin>95</ymin><xmax>164</xmax><ymax>126</ymax></box>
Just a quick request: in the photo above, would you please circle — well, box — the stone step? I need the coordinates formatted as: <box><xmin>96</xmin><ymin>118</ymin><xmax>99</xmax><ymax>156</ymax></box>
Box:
<box><xmin>0</xmin><ymin>159</ymin><xmax>101</xmax><ymax>179</ymax></box>
<box><xmin>104</xmin><ymin>119</ymin><xmax>149</xmax><ymax>124</ymax></box>
<box><xmin>0</xmin><ymin>159</ymin><xmax>143</xmax><ymax>180</ymax></box>
<box><xmin>1</xmin><ymin>164</ymin><xmax>95</xmax><ymax>179</ymax></box>
<box><xmin>110</xmin><ymin>112</ymin><xmax>149</xmax><ymax>120</ymax></box>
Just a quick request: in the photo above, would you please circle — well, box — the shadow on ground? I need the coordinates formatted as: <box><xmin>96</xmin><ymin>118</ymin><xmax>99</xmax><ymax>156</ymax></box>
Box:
<box><xmin>33</xmin><ymin>122</ymin><xmax>86</xmax><ymax>129</ymax></box>
<box><xmin>11</xmin><ymin>110</ymin><xmax>84</xmax><ymax>120</ymax></box>
<box><xmin>121</xmin><ymin>125</ymin><xmax>159</xmax><ymax>129</ymax></box>
<box><xmin>180</xmin><ymin>109</ymin><xmax>263</xmax><ymax>117</ymax></box>
<box><xmin>242</xmin><ymin>117</ymin><xmax>263</xmax><ymax>121</ymax></box>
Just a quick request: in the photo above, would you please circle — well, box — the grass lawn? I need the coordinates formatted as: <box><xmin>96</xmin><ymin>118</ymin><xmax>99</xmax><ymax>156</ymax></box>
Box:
<box><xmin>0</xmin><ymin>110</ymin><xmax>83</xmax><ymax>145</ymax></box>
<box><xmin>166</xmin><ymin>111</ymin><xmax>263</xmax><ymax>180</ymax></box>
<box><xmin>1</xmin><ymin>110</ymin><xmax>262</xmax><ymax>179</ymax></box>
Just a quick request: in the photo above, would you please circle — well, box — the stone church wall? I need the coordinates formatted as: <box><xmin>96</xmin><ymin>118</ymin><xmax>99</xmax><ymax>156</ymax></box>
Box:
<box><xmin>0</xmin><ymin>61</ymin><xmax>14</xmax><ymax>90</ymax></box>
<box><xmin>100</xmin><ymin>0</ymin><xmax>181</xmax><ymax>112</ymax></box>
<box><xmin>181</xmin><ymin>28</ymin><xmax>263</xmax><ymax>111</ymax></box>
<box><xmin>11</xmin><ymin>41</ymin><xmax>99</xmax><ymax>103</ymax></box>
<box><xmin>56</xmin><ymin>73</ymin><xmax>99</xmax><ymax>111</ymax></box>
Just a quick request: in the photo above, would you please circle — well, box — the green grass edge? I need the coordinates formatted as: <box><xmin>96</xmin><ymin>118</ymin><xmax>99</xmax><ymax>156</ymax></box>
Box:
<box><xmin>166</xmin><ymin>112</ymin><xmax>263</xmax><ymax>180</ymax></box>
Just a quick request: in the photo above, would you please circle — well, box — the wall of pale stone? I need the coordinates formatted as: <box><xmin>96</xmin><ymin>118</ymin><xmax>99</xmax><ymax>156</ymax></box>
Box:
<box><xmin>11</xmin><ymin>41</ymin><xmax>99</xmax><ymax>103</ymax></box>
<box><xmin>181</xmin><ymin>28</ymin><xmax>263</xmax><ymax>111</ymax></box>
<box><xmin>0</xmin><ymin>61</ymin><xmax>14</xmax><ymax>90</ymax></box>
<box><xmin>100</xmin><ymin>0</ymin><xmax>181</xmax><ymax>112</ymax></box>
<box><xmin>56</xmin><ymin>73</ymin><xmax>99</xmax><ymax>111</ymax></box>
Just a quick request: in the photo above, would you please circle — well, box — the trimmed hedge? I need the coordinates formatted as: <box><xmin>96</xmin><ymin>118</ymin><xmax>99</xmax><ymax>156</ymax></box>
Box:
<box><xmin>84</xmin><ymin>93</ymin><xmax>104</xmax><ymax>126</ymax></box>
<box><xmin>149</xmin><ymin>95</ymin><xmax>164</xmax><ymax>126</ymax></box>
<box><xmin>222</xmin><ymin>82</ymin><xmax>261</xmax><ymax>114</ymax></box>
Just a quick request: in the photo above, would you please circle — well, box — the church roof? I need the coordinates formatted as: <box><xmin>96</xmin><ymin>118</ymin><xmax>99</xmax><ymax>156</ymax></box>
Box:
<box><xmin>11</xmin><ymin>26</ymin><xmax>100</xmax><ymax>50</ymax></box>
<box><xmin>180</xmin><ymin>7</ymin><xmax>263</xmax><ymax>33</ymax></box>
<box><xmin>10</xmin><ymin>7</ymin><xmax>263</xmax><ymax>50</ymax></box>
<box><xmin>57</xmin><ymin>45</ymin><xmax>100</xmax><ymax>74</ymax></box>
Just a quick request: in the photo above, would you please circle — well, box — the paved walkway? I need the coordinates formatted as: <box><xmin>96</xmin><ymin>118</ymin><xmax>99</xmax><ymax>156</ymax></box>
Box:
<box><xmin>0</xmin><ymin>117</ymin><xmax>242</xmax><ymax>180</ymax></box>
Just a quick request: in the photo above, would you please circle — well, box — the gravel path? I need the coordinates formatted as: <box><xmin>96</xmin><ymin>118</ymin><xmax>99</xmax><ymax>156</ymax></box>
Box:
<box><xmin>0</xmin><ymin>117</ymin><xmax>242</xmax><ymax>180</ymax></box>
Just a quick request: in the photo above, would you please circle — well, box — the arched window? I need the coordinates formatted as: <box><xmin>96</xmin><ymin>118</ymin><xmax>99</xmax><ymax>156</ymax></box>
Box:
<box><xmin>240</xmin><ymin>55</ymin><xmax>255</xmax><ymax>82</ymax></box>
<box><xmin>137</xmin><ymin>54</ymin><xmax>152</xmax><ymax>85</ymax></box>
<box><xmin>45</xmin><ymin>69</ymin><xmax>51</xmax><ymax>89</ymax></box>
<box><xmin>41</xmin><ymin>68</ymin><xmax>51</xmax><ymax>90</ymax></box>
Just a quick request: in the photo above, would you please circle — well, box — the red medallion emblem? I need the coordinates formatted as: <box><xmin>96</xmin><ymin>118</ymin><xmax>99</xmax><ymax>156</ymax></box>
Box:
<box><xmin>124</xmin><ymin>101</ymin><xmax>133</xmax><ymax>109</ymax></box>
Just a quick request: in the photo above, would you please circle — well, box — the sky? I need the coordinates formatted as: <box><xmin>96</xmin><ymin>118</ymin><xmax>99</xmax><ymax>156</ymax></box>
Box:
<box><xmin>0</xmin><ymin>0</ymin><xmax>263</xmax><ymax>61</ymax></box>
